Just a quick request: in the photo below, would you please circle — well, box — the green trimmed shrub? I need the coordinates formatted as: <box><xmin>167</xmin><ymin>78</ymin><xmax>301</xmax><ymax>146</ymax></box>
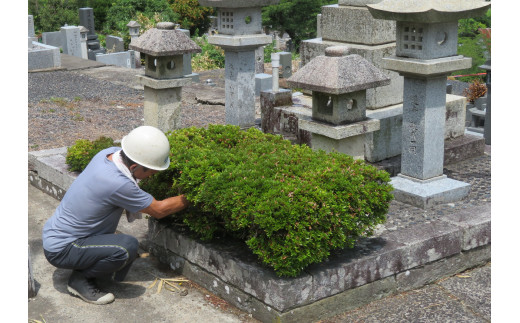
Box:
<box><xmin>140</xmin><ymin>125</ymin><xmax>393</xmax><ymax>277</ymax></box>
<box><xmin>66</xmin><ymin>136</ymin><xmax>118</xmax><ymax>172</ymax></box>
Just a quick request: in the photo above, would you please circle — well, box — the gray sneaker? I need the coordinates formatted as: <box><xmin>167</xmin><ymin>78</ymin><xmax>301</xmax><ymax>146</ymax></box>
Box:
<box><xmin>67</xmin><ymin>271</ymin><xmax>115</xmax><ymax>305</ymax></box>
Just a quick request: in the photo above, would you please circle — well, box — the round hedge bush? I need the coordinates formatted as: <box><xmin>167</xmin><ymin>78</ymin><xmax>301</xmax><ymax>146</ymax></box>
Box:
<box><xmin>140</xmin><ymin>125</ymin><xmax>393</xmax><ymax>277</ymax></box>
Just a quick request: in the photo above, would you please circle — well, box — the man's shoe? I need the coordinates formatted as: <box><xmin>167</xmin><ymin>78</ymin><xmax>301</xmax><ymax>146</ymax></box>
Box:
<box><xmin>67</xmin><ymin>271</ymin><xmax>115</xmax><ymax>305</ymax></box>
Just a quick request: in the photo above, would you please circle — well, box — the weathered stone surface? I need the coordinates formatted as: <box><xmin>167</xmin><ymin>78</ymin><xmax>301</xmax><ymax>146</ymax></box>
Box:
<box><xmin>137</xmin><ymin>75</ymin><xmax>191</xmax><ymax>89</ymax></box>
<box><xmin>129</xmin><ymin>23</ymin><xmax>201</xmax><ymax>56</ymax></box>
<box><xmin>298</xmin><ymin>116</ymin><xmax>380</xmax><ymax>140</ymax></box>
<box><xmin>396</xmin><ymin>245</ymin><xmax>490</xmax><ymax>292</ymax></box>
<box><xmin>142</xmin><ymin>86</ymin><xmax>183</xmax><ymax>132</ymax></box>
<box><xmin>439</xmin><ymin>204</ymin><xmax>490</xmax><ymax>251</ymax></box>
<box><xmin>322</xmin><ymin>5</ymin><xmax>396</xmax><ymax>45</ymax></box>
<box><xmin>444</xmin><ymin>134</ymin><xmax>485</xmax><ymax>165</ymax></box>
<box><xmin>306</xmin><ymin>238</ymin><xmax>406</xmax><ymax>300</ymax></box>
<box><xmin>390</xmin><ymin>175</ymin><xmax>471</xmax><ymax>209</ymax></box>
<box><xmin>260</xmin><ymin>89</ymin><xmax>292</xmax><ymax>133</ymax></box>
<box><xmin>380</xmin><ymin>220</ymin><xmax>463</xmax><ymax>269</ymax></box>
<box><xmin>207</xmin><ymin>34</ymin><xmax>272</xmax><ymax>49</ymax></box>
<box><xmin>287</xmin><ymin>50</ymin><xmax>390</xmax><ymax>95</ymax></box>
<box><xmin>367</xmin><ymin>0</ymin><xmax>491</xmax><ymax>23</ymax></box>
<box><xmin>383</xmin><ymin>55</ymin><xmax>472</xmax><ymax>77</ymax></box>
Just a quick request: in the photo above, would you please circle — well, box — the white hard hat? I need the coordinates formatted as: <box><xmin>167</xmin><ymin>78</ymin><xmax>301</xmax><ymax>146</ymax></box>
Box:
<box><xmin>121</xmin><ymin>126</ymin><xmax>170</xmax><ymax>171</ymax></box>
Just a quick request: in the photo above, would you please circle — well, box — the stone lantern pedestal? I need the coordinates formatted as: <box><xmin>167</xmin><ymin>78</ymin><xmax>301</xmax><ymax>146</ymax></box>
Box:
<box><xmin>199</xmin><ymin>0</ymin><xmax>279</xmax><ymax>129</ymax></box>
<box><xmin>368</xmin><ymin>0</ymin><xmax>490</xmax><ymax>208</ymax></box>
<box><xmin>129</xmin><ymin>22</ymin><xmax>201</xmax><ymax>132</ymax></box>
<box><xmin>287</xmin><ymin>46</ymin><xmax>390</xmax><ymax>159</ymax></box>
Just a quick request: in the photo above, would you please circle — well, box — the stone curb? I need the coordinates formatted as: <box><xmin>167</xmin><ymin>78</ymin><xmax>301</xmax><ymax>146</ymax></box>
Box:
<box><xmin>27</xmin><ymin>147</ymin><xmax>491</xmax><ymax>322</ymax></box>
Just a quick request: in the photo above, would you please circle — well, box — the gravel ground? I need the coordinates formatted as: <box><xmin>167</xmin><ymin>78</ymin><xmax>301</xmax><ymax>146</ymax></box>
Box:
<box><xmin>28</xmin><ymin>69</ymin><xmax>225</xmax><ymax>151</ymax></box>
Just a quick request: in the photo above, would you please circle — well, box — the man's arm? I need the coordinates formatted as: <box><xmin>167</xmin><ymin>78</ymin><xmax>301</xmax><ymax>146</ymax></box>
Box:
<box><xmin>140</xmin><ymin>195</ymin><xmax>190</xmax><ymax>219</ymax></box>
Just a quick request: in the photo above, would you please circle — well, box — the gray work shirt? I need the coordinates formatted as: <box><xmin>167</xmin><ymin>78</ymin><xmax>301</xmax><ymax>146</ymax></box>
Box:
<box><xmin>42</xmin><ymin>147</ymin><xmax>153</xmax><ymax>252</ymax></box>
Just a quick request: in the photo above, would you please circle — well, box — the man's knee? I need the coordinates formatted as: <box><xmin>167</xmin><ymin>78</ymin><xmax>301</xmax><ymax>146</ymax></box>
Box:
<box><xmin>118</xmin><ymin>234</ymin><xmax>139</xmax><ymax>261</ymax></box>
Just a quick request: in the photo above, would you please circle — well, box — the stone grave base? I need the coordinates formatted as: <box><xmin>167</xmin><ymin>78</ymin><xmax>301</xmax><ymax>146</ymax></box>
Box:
<box><xmin>28</xmin><ymin>146</ymin><xmax>489</xmax><ymax>322</ymax></box>
<box><xmin>391</xmin><ymin>174</ymin><xmax>471</xmax><ymax>209</ymax></box>
<box><xmin>145</xmin><ymin>216</ymin><xmax>489</xmax><ymax>323</ymax></box>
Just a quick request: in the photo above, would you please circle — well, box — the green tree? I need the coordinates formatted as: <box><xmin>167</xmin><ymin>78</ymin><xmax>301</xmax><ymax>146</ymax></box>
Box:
<box><xmin>101</xmin><ymin>0</ymin><xmax>179</xmax><ymax>49</ymax></box>
<box><xmin>30</xmin><ymin>0</ymin><xmax>80</xmax><ymax>33</ymax></box>
<box><xmin>262</xmin><ymin>0</ymin><xmax>335</xmax><ymax>51</ymax></box>
<box><xmin>171</xmin><ymin>0</ymin><xmax>215</xmax><ymax>36</ymax></box>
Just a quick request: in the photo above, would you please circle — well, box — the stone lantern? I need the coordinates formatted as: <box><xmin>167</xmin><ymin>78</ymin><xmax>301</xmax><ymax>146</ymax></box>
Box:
<box><xmin>287</xmin><ymin>46</ymin><xmax>390</xmax><ymax>159</ymax></box>
<box><xmin>127</xmin><ymin>21</ymin><xmax>141</xmax><ymax>39</ymax></box>
<box><xmin>367</xmin><ymin>0</ymin><xmax>490</xmax><ymax>208</ymax></box>
<box><xmin>198</xmin><ymin>0</ymin><xmax>279</xmax><ymax>128</ymax></box>
<box><xmin>129</xmin><ymin>22</ymin><xmax>201</xmax><ymax>132</ymax></box>
<box><xmin>78</xmin><ymin>26</ymin><xmax>89</xmax><ymax>59</ymax></box>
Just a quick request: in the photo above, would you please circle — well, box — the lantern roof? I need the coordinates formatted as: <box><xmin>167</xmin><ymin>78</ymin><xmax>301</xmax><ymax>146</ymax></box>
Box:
<box><xmin>367</xmin><ymin>0</ymin><xmax>490</xmax><ymax>23</ymax></box>
<box><xmin>126</xmin><ymin>21</ymin><xmax>141</xmax><ymax>28</ymax></box>
<box><xmin>198</xmin><ymin>0</ymin><xmax>279</xmax><ymax>8</ymax></box>
<box><xmin>129</xmin><ymin>22</ymin><xmax>201</xmax><ymax>56</ymax></box>
<box><xmin>78</xmin><ymin>25</ymin><xmax>89</xmax><ymax>33</ymax></box>
<box><xmin>287</xmin><ymin>46</ymin><xmax>390</xmax><ymax>95</ymax></box>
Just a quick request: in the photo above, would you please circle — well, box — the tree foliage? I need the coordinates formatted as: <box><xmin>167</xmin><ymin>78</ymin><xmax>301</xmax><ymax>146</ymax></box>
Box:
<box><xmin>29</xmin><ymin>0</ymin><xmax>80</xmax><ymax>33</ymax></box>
<box><xmin>171</xmin><ymin>0</ymin><xmax>215</xmax><ymax>36</ymax></box>
<box><xmin>262</xmin><ymin>0</ymin><xmax>336</xmax><ymax>51</ymax></box>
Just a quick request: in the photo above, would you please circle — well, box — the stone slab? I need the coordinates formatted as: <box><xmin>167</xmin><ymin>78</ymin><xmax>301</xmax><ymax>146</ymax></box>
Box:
<box><xmin>383</xmin><ymin>55</ymin><xmax>472</xmax><ymax>77</ymax></box>
<box><xmin>321</xmin><ymin>5</ymin><xmax>396</xmax><ymax>45</ymax></box>
<box><xmin>444</xmin><ymin>134</ymin><xmax>485</xmax><ymax>165</ymax></box>
<box><xmin>137</xmin><ymin>74</ymin><xmax>191</xmax><ymax>89</ymax></box>
<box><xmin>105</xmin><ymin>35</ymin><xmax>125</xmax><ymax>53</ymax></box>
<box><xmin>260</xmin><ymin>89</ymin><xmax>293</xmax><ymax>133</ymax></box>
<box><xmin>438</xmin><ymin>204</ymin><xmax>491</xmax><ymax>251</ymax></box>
<box><xmin>255</xmin><ymin>73</ymin><xmax>272</xmax><ymax>96</ymax></box>
<box><xmin>96</xmin><ymin>51</ymin><xmax>136</xmax><ymax>69</ymax></box>
<box><xmin>208</xmin><ymin>34</ymin><xmax>272</xmax><ymax>49</ymax></box>
<box><xmin>298</xmin><ymin>116</ymin><xmax>380</xmax><ymax>140</ymax></box>
<box><xmin>28</xmin><ymin>43</ymin><xmax>62</xmax><ymax>71</ymax></box>
<box><xmin>42</xmin><ymin>31</ymin><xmax>63</xmax><ymax>49</ymax></box>
<box><xmin>390</xmin><ymin>175</ymin><xmax>471</xmax><ymax>208</ymax></box>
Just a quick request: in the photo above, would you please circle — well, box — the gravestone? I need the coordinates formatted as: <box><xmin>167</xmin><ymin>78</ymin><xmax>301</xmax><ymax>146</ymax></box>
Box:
<box><xmin>79</xmin><ymin>7</ymin><xmax>106</xmax><ymax>60</ymax></box>
<box><xmin>28</xmin><ymin>15</ymin><xmax>35</xmax><ymax>37</ymax></box>
<box><xmin>279</xmin><ymin>51</ymin><xmax>292</xmax><ymax>78</ymax></box>
<box><xmin>61</xmin><ymin>26</ymin><xmax>82</xmax><ymax>58</ymax></box>
<box><xmin>95</xmin><ymin>50</ymin><xmax>136</xmax><ymax>68</ymax></box>
<box><xmin>105</xmin><ymin>35</ymin><xmax>125</xmax><ymax>53</ymax></box>
<box><xmin>42</xmin><ymin>31</ymin><xmax>63</xmax><ymax>49</ymax></box>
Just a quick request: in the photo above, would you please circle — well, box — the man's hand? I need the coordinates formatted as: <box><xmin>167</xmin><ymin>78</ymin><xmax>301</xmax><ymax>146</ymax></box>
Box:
<box><xmin>140</xmin><ymin>195</ymin><xmax>191</xmax><ymax>219</ymax></box>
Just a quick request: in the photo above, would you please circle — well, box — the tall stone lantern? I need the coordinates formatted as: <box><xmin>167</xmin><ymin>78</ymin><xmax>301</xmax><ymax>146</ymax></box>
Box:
<box><xmin>367</xmin><ymin>0</ymin><xmax>490</xmax><ymax>208</ymax></box>
<box><xmin>287</xmin><ymin>46</ymin><xmax>390</xmax><ymax>159</ymax></box>
<box><xmin>129</xmin><ymin>22</ymin><xmax>202</xmax><ymax>132</ymax></box>
<box><xmin>198</xmin><ymin>0</ymin><xmax>279</xmax><ymax>128</ymax></box>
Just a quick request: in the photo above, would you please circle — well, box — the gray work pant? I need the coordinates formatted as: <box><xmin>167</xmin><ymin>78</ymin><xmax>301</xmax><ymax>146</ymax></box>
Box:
<box><xmin>44</xmin><ymin>233</ymin><xmax>139</xmax><ymax>281</ymax></box>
